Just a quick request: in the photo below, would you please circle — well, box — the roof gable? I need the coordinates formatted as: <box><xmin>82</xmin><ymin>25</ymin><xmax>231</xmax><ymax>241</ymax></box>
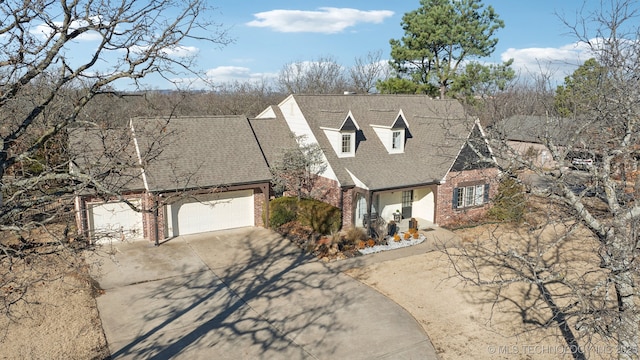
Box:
<box><xmin>451</xmin><ymin>123</ymin><xmax>495</xmax><ymax>171</ymax></box>
<box><xmin>340</xmin><ymin>115</ymin><xmax>358</xmax><ymax>131</ymax></box>
<box><xmin>391</xmin><ymin>113</ymin><xmax>408</xmax><ymax>129</ymax></box>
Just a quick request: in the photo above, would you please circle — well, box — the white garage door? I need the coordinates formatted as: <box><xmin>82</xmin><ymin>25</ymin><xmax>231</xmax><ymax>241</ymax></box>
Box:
<box><xmin>167</xmin><ymin>190</ymin><xmax>254</xmax><ymax>236</ymax></box>
<box><xmin>89</xmin><ymin>200</ymin><xmax>144</xmax><ymax>243</ymax></box>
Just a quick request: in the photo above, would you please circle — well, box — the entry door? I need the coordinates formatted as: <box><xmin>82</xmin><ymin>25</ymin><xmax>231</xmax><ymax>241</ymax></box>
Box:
<box><xmin>402</xmin><ymin>190</ymin><xmax>413</xmax><ymax>219</ymax></box>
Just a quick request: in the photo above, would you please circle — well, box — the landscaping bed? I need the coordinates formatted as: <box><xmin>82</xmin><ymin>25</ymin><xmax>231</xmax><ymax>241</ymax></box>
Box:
<box><xmin>275</xmin><ymin>221</ymin><xmax>426</xmax><ymax>262</ymax></box>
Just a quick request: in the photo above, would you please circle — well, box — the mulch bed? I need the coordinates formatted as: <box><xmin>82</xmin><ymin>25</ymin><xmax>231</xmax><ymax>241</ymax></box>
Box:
<box><xmin>275</xmin><ymin>222</ymin><xmax>361</xmax><ymax>262</ymax></box>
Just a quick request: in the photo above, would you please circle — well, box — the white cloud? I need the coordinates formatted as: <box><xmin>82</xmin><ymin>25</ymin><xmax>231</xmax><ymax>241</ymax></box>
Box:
<box><xmin>246</xmin><ymin>7</ymin><xmax>394</xmax><ymax>34</ymax></box>
<box><xmin>169</xmin><ymin>66</ymin><xmax>278</xmax><ymax>89</ymax></box>
<box><xmin>501</xmin><ymin>41</ymin><xmax>594</xmax><ymax>81</ymax></box>
<box><xmin>206</xmin><ymin>66</ymin><xmax>277</xmax><ymax>82</ymax></box>
<box><xmin>160</xmin><ymin>45</ymin><xmax>199</xmax><ymax>57</ymax></box>
<box><xmin>205</xmin><ymin>66</ymin><xmax>253</xmax><ymax>80</ymax></box>
<box><xmin>32</xmin><ymin>17</ymin><xmax>104</xmax><ymax>41</ymax></box>
<box><xmin>127</xmin><ymin>45</ymin><xmax>199</xmax><ymax>57</ymax></box>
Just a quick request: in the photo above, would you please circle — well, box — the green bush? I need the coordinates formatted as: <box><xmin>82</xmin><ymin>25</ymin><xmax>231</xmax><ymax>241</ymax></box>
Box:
<box><xmin>488</xmin><ymin>176</ymin><xmax>526</xmax><ymax>223</ymax></box>
<box><xmin>268</xmin><ymin>196</ymin><xmax>298</xmax><ymax>228</ymax></box>
<box><xmin>268</xmin><ymin>196</ymin><xmax>342</xmax><ymax>234</ymax></box>
<box><xmin>297</xmin><ymin>198</ymin><xmax>342</xmax><ymax>235</ymax></box>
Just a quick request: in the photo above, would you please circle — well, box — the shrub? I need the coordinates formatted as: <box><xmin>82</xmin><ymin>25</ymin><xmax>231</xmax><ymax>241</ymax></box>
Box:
<box><xmin>343</xmin><ymin>226</ymin><xmax>368</xmax><ymax>245</ymax></box>
<box><xmin>297</xmin><ymin>198</ymin><xmax>341</xmax><ymax>235</ymax></box>
<box><xmin>488</xmin><ymin>176</ymin><xmax>527</xmax><ymax>223</ymax></box>
<box><xmin>268</xmin><ymin>196</ymin><xmax>298</xmax><ymax>228</ymax></box>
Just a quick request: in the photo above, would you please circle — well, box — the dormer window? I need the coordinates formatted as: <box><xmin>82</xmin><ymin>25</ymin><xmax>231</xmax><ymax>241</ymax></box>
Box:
<box><xmin>321</xmin><ymin>112</ymin><xmax>358</xmax><ymax>158</ymax></box>
<box><xmin>341</xmin><ymin>133</ymin><xmax>352</xmax><ymax>153</ymax></box>
<box><xmin>392</xmin><ymin>130</ymin><xmax>402</xmax><ymax>150</ymax></box>
<box><xmin>390</xmin><ymin>113</ymin><xmax>407</xmax><ymax>153</ymax></box>
<box><xmin>370</xmin><ymin>111</ymin><xmax>408</xmax><ymax>154</ymax></box>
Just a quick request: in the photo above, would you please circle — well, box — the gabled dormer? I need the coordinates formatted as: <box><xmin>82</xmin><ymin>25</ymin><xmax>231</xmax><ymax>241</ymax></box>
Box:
<box><xmin>320</xmin><ymin>111</ymin><xmax>359</xmax><ymax>158</ymax></box>
<box><xmin>371</xmin><ymin>110</ymin><xmax>408</xmax><ymax>154</ymax></box>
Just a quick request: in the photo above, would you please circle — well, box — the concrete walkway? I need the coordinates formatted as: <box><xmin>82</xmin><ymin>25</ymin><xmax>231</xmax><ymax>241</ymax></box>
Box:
<box><xmin>88</xmin><ymin>227</ymin><xmax>441</xmax><ymax>359</ymax></box>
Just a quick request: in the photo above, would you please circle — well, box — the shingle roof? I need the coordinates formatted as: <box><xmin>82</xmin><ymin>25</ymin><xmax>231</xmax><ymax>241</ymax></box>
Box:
<box><xmin>281</xmin><ymin>94</ymin><xmax>476</xmax><ymax>190</ymax></box>
<box><xmin>493</xmin><ymin>115</ymin><xmax>575</xmax><ymax>146</ymax></box>
<box><xmin>68</xmin><ymin>127</ymin><xmax>146</xmax><ymax>193</ymax></box>
<box><xmin>131</xmin><ymin>115</ymin><xmax>272</xmax><ymax>192</ymax></box>
<box><xmin>248</xmin><ymin>107</ymin><xmax>298</xmax><ymax>168</ymax></box>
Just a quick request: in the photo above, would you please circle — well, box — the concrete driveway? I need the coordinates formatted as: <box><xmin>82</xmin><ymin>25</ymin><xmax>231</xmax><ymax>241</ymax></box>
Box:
<box><xmin>88</xmin><ymin>227</ymin><xmax>438</xmax><ymax>359</ymax></box>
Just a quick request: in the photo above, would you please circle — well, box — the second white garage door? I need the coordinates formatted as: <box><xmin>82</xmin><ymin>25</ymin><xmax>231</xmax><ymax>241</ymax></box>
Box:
<box><xmin>89</xmin><ymin>200</ymin><xmax>144</xmax><ymax>243</ymax></box>
<box><xmin>167</xmin><ymin>189</ymin><xmax>254</xmax><ymax>236</ymax></box>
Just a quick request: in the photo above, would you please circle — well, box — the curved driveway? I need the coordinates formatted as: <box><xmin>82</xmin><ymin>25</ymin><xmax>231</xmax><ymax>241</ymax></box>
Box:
<box><xmin>89</xmin><ymin>227</ymin><xmax>438</xmax><ymax>359</ymax></box>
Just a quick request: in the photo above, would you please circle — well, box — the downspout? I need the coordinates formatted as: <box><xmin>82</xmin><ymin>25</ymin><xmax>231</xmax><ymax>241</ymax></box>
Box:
<box><xmin>367</xmin><ymin>190</ymin><xmax>374</xmax><ymax>236</ymax></box>
<box><xmin>339</xmin><ymin>187</ymin><xmax>344</xmax><ymax>230</ymax></box>
<box><xmin>263</xmin><ymin>183</ymin><xmax>270</xmax><ymax>229</ymax></box>
<box><xmin>154</xmin><ymin>194</ymin><xmax>160</xmax><ymax>247</ymax></box>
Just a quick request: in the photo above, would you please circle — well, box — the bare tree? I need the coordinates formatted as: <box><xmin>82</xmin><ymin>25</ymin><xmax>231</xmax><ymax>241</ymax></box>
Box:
<box><xmin>447</xmin><ymin>1</ymin><xmax>640</xmax><ymax>358</ymax></box>
<box><xmin>271</xmin><ymin>135</ymin><xmax>327</xmax><ymax>200</ymax></box>
<box><xmin>277</xmin><ymin>55</ymin><xmax>349</xmax><ymax>94</ymax></box>
<box><xmin>349</xmin><ymin>50</ymin><xmax>390</xmax><ymax>94</ymax></box>
<box><xmin>0</xmin><ymin>0</ymin><xmax>229</xmax><ymax>314</ymax></box>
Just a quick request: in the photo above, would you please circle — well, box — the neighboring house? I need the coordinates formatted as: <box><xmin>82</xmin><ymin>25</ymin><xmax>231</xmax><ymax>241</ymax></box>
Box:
<box><xmin>71</xmin><ymin>116</ymin><xmax>272</xmax><ymax>243</ymax></box>
<box><xmin>253</xmin><ymin>94</ymin><xmax>499</xmax><ymax>229</ymax></box>
<box><xmin>491</xmin><ymin>115</ymin><xmax>595</xmax><ymax>170</ymax></box>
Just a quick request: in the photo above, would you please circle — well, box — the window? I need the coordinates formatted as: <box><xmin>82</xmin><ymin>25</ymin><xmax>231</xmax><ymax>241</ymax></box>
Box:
<box><xmin>453</xmin><ymin>184</ymin><xmax>489</xmax><ymax>209</ymax></box>
<box><xmin>341</xmin><ymin>133</ymin><xmax>351</xmax><ymax>153</ymax></box>
<box><xmin>392</xmin><ymin>130</ymin><xmax>402</xmax><ymax>149</ymax></box>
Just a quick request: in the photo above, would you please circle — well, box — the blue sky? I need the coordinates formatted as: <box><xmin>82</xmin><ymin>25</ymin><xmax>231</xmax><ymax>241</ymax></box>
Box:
<box><xmin>123</xmin><ymin>1</ymin><xmax>613</xmax><ymax>90</ymax></box>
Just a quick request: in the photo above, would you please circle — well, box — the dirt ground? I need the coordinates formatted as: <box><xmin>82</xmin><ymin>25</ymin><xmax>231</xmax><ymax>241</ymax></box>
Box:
<box><xmin>0</xmin><ymin>252</ymin><xmax>109</xmax><ymax>360</ymax></box>
<box><xmin>346</xmin><ymin>249</ymin><xmax>570</xmax><ymax>359</ymax></box>
<box><xmin>0</xmin><ymin>220</ymin><xmax>616</xmax><ymax>360</ymax></box>
<box><xmin>346</xmin><ymin>221</ymin><xmax>617</xmax><ymax>360</ymax></box>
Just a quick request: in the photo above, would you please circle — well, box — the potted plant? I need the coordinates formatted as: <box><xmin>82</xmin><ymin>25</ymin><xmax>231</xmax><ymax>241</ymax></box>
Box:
<box><xmin>393</xmin><ymin>209</ymin><xmax>402</xmax><ymax>222</ymax></box>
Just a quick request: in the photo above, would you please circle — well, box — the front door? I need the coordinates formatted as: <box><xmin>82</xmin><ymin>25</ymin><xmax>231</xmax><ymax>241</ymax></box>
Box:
<box><xmin>402</xmin><ymin>190</ymin><xmax>413</xmax><ymax>219</ymax></box>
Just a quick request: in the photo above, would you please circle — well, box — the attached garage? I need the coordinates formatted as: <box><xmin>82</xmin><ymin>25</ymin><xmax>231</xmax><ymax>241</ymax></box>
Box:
<box><xmin>73</xmin><ymin>116</ymin><xmax>273</xmax><ymax>244</ymax></box>
<box><xmin>166</xmin><ymin>189</ymin><xmax>255</xmax><ymax>237</ymax></box>
<box><xmin>88</xmin><ymin>200</ymin><xmax>144</xmax><ymax>243</ymax></box>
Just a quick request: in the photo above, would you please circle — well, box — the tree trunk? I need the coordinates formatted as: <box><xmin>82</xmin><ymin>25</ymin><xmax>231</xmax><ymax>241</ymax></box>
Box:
<box><xmin>536</xmin><ymin>280</ymin><xmax>586</xmax><ymax>360</ymax></box>
<box><xmin>613</xmin><ymin>270</ymin><xmax>639</xmax><ymax>359</ymax></box>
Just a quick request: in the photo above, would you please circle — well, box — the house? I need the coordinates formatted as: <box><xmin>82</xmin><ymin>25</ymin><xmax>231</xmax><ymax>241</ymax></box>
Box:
<box><xmin>490</xmin><ymin>115</ymin><xmax>596</xmax><ymax>170</ymax></box>
<box><xmin>252</xmin><ymin>94</ymin><xmax>499</xmax><ymax>229</ymax></box>
<box><xmin>71</xmin><ymin>95</ymin><xmax>500</xmax><ymax>244</ymax></box>
<box><xmin>71</xmin><ymin>115</ymin><xmax>272</xmax><ymax>244</ymax></box>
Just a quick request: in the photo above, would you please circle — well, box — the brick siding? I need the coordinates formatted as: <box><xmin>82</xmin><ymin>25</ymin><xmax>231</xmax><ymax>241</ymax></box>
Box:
<box><xmin>436</xmin><ymin>168</ymin><xmax>500</xmax><ymax>227</ymax></box>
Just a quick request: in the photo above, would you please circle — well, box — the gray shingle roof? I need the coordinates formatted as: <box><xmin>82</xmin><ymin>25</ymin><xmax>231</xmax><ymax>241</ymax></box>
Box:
<box><xmin>248</xmin><ymin>108</ymin><xmax>299</xmax><ymax>168</ymax></box>
<box><xmin>68</xmin><ymin>127</ymin><xmax>145</xmax><ymax>193</ymax></box>
<box><xmin>282</xmin><ymin>94</ymin><xmax>475</xmax><ymax>190</ymax></box>
<box><xmin>493</xmin><ymin>115</ymin><xmax>575</xmax><ymax>146</ymax></box>
<box><xmin>131</xmin><ymin>115</ymin><xmax>272</xmax><ymax>192</ymax></box>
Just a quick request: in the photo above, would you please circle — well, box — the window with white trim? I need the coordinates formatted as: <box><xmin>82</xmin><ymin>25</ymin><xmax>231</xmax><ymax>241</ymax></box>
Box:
<box><xmin>392</xmin><ymin>130</ymin><xmax>402</xmax><ymax>150</ymax></box>
<box><xmin>341</xmin><ymin>133</ymin><xmax>352</xmax><ymax>154</ymax></box>
<box><xmin>453</xmin><ymin>184</ymin><xmax>489</xmax><ymax>209</ymax></box>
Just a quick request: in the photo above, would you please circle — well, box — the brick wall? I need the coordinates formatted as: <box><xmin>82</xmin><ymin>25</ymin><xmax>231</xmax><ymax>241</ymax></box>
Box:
<box><xmin>341</xmin><ymin>187</ymin><xmax>355</xmax><ymax>229</ymax></box>
<box><xmin>75</xmin><ymin>192</ymin><xmax>149</xmax><ymax>242</ymax></box>
<box><xmin>141</xmin><ymin>193</ymin><xmax>154</xmax><ymax>242</ymax></box>
<box><xmin>307</xmin><ymin>175</ymin><xmax>341</xmax><ymax>208</ymax></box>
<box><xmin>293</xmin><ymin>175</ymin><xmax>356</xmax><ymax>230</ymax></box>
<box><xmin>253</xmin><ymin>186</ymin><xmax>266</xmax><ymax>228</ymax></box>
<box><xmin>436</xmin><ymin>168</ymin><xmax>500</xmax><ymax>227</ymax></box>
